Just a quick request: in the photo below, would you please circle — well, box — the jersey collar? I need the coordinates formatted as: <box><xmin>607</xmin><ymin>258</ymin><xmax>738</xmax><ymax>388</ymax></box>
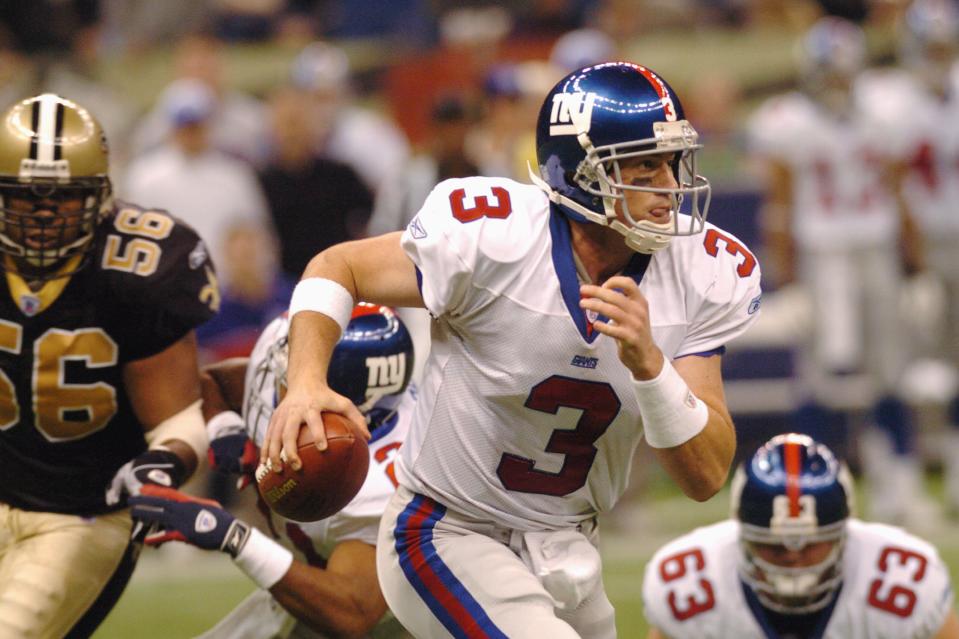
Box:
<box><xmin>548</xmin><ymin>205</ymin><xmax>651</xmax><ymax>343</ymax></box>
<box><xmin>4</xmin><ymin>254</ymin><xmax>82</xmax><ymax>317</ymax></box>
<box><xmin>740</xmin><ymin>578</ymin><xmax>841</xmax><ymax>639</ymax></box>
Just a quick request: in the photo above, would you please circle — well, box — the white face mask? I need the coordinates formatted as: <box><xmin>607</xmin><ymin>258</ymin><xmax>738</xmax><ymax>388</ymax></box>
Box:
<box><xmin>739</xmin><ymin>533</ymin><xmax>846</xmax><ymax>615</ymax></box>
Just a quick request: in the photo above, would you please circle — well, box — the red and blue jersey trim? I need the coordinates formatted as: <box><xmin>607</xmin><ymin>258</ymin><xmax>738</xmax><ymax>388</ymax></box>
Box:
<box><xmin>394</xmin><ymin>494</ymin><xmax>509</xmax><ymax>639</ymax></box>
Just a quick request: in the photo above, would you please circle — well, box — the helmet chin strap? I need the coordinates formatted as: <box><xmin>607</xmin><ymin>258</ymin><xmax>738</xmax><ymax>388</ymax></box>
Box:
<box><xmin>528</xmin><ymin>163</ymin><xmax>672</xmax><ymax>254</ymax></box>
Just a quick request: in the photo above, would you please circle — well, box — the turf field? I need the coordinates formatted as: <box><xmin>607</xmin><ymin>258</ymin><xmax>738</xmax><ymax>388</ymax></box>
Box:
<box><xmin>94</xmin><ymin>473</ymin><xmax>959</xmax><ymax>638</ymax></box>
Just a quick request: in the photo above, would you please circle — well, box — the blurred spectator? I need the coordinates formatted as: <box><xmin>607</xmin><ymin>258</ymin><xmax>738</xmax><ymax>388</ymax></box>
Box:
<box><xmin>548</xmin><ymin>27</ymin><xmax>618</xmax><ymax>72</ymax></box>
<box><xmin>210</xmin><ymin>0</ymin><xmax>285</xmax><ymax>41</ymax></box>
<box><xmin>386</xmin><ymin>5</ymin><xmax>513</xmax><ymax>145</ymax></box>
<box><xmin>816</xmin><ymin>0</ymin><xmax>871</xmax><ymax>23</ymax></box>
<box><xmin>0</xmin><ymin>1</ymin><xmax>100</xmax><ymax>62</ymax></box>
<box><xmin>368</xmin><ymin>94</ymin><xmax>479</xmax><ymax>236</ymax></box>
<box><xmin>290</xmin><ymin>40</ymin><xmax>410</xmax><ymax>196</ymax></box>
<box><xmin>196</xmin><ymin>225</ymin><xmax>292</xmax><ymax>361</ymax></box>
<box><xmin>683</xmin><ymin>71</ymin><xmax>747</xmax><ymax>186</ymax></box>
<box><xmin>121</xmin><ymin>78</ymin><xmax>272</xmax><ymax>289</ymax></box>
<box><xmin>129</xmin><ymin>31</ymin><xmax>270</xmax><ymax>166</ymax></box>
<box><xmin>99</xmin><ymin>1</ymin><xmax>214</xmax><ymax>55</ymax></box>
<box><xmin>317</xmin><ymin>0</ymin><xmax>436</xmax><ymax>49</ymax></box>
<box><xmin>258</xmin><ymin>85</ymin><xmax>372</xmax><ymax>280</ymax></box>
<box><xmin>465</xmin><ymin>62</ymin><xmax>556</xmax><ymax>180</ymax></box>
<box><xmin>510</xmin><ymin>0</ymin><xmax>591</xmax><ymax>40</ymax></box>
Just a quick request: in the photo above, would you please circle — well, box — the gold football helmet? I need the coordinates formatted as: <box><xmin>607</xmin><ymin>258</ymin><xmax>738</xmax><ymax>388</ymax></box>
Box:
<box><xmin>0</xmin><ymin>94</ymin><xmax>113</xmax><ymax>280</ymax></box>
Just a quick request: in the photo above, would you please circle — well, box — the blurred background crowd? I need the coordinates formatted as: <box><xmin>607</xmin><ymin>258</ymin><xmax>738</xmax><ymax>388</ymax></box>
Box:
<box><xmin>5</xmin><ymin>0</ymin><xmax>959</xmax><ymax>531</ymax></box>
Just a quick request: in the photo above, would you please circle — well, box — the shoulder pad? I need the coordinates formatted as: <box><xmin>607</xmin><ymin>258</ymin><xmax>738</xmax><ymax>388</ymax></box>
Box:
<box><xmin>845</xmin><ymin>521</ymin><xmax>955</xmax><ymax>637</ymax></box>
<box><xmin>670</xmin><ymin>223</ymin><xmax>762</xmax><ymax>356</ymax></box>
<box><xmin>401</xmin><ymin>177</ymin><xmax>548</xmax><ymax>318</ymax></box>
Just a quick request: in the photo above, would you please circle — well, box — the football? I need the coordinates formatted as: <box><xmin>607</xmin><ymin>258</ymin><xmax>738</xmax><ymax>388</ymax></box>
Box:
<box><xmin>256</xmin><ymin>412</ymin><xmax>370</xmax><ymax>522</ymax></box>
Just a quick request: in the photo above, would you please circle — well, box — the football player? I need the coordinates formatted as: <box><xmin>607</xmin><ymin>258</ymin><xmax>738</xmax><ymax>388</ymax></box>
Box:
<box><xmin>130</xmin><ymin>304</ymin><xmax>415</xmax><ymax>638</ymax></box>
<box><xmin>0</xmin><ymin>94</ymin><xmax>217</xmax><ymax>637</ymax></box>
<box><xmin>746</xmin><ymin>17</ymin><xmax>928</xmax><ymax>524</ymax></box>
<box><xmin>861</xmin><ymin>0</ymin><xmax>959</xmax><ymax>517</ymax></box>
<box><xmin>264</xmin><ymin>61</ymin><xmax>761</xmax><ymax>637</ymax></box>
<box><xmin>642</xmin><ymin>433</ymin><xmax>959</xmax><ymax>638</ymax></box>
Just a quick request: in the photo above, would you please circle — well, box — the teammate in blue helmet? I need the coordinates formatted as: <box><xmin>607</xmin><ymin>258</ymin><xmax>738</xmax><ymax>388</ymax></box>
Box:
<box><xmin>644</xmin><ymin>434</ymin><xmax>959</xmax><ymax>639</ymax></box>
<box><xmin>128</xmin><ymin>304</ymin><xmax>416</xmax><ymax>637</ymax></box>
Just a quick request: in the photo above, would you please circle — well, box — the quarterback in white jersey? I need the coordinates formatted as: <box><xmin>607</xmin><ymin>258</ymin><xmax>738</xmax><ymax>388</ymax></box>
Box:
<box><xmin>643</xmin><ymin>434</ymin><xmax>959</xmax><ymax>639</ymax></box>
<box><xmin>130</xmin><ymin>305</ymin><xmax>416</xmax><ymax>638</ymax></box>
<box><xmin>267</xmin><ymin>62</ymin><xmax>760</xmax><ymax>638</ymax></box>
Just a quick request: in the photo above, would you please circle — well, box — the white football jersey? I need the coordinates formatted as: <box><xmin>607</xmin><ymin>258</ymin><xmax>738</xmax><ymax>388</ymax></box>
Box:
<box><xmin>747</xmin><ymin>88</ymin><xmax>899</xmax><ymax>250</ymax></box>
<box><xmin>856</xmin><ymin>66</ymin><xmax>959</xmax><ymax>236</ymax></box>
<box><xmin>642</xmin><ymin>519</ymin><xmax>955</xmax><ymax>639</ymax></box>
<box><xmin>245</xmin><ymin>315</ymin><xmax>411</xmax><ymax>553</ymax></box>
<box><xmin>396</xmin><ymin>176</ymin><xmax>762</xmax><ymax>531</ymax></box>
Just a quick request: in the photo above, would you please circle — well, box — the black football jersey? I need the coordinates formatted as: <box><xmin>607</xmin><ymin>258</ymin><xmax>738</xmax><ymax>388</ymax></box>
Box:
<box><xmin>0</xmin><ymin>201</ymin><xmax>219</xmax><ymax>515</ymax></box>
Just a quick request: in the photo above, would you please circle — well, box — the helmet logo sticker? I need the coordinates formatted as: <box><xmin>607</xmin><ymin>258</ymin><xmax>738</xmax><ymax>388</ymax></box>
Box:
<box><xmin>365</xmin><ymin>353</ymin><xmax>407</xmax><ymax>399</ymax></box>
<box><xmin>634</xmin><ymin>65</ymin><xmax>677</xmax><ymax>122</ymax></box>
<box><xmin>549</xmin><ymin>92</ymin><xmax>597</xmax><ymax>136</ymax></box>
<box><xmin>771</xmin><ymin>494</ymin><xmax>818</xmax><ymax>534</ymax></box>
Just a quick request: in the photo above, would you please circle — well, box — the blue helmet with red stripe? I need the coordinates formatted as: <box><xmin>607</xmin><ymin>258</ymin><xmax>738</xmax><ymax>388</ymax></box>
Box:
<box><xmin>730</xmin><ymin>433</ymin><xmax>854</xmax><ymax>614</ymax></box>
<box><xmin>531</xmin><ymin>61</ymin><xmax>710</xmax><ymax>254</ymax></box>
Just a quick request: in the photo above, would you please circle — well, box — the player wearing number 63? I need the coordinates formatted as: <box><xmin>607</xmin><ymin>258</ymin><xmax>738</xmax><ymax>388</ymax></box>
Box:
<box><xmin>0</xmin><ymin>94</ymin><xmax>218</xmax><ymax>637</ymax></box>
<box><xmin>642</xmin><ymin>433</ymin><xmax>959</xmax><ymax>639</ymax></box>
<box><xmin>264</xmin><ymin>61</ymin><xmax>762</xmax><ymax>638</ymax></box>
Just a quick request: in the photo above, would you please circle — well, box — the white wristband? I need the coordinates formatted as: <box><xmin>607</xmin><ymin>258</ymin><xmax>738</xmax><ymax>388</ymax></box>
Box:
<box><xmin>232</xmin><ymin>527</ymin><xmax>294</xmax><ymax>589</ymax></box>
<box><xmin>633</xmin><ymin>358</ymin><xmax>709</xmax><ymax>449</ymax></box>
<box><xmin>206</xmin><ymin>410</ymin><xmax>244</xmax><ymax>440</ymax></box>
<box><xmin>288</xmin><ymin>277</ymin><xmax>354</xmax><ymax>333</ymax></box>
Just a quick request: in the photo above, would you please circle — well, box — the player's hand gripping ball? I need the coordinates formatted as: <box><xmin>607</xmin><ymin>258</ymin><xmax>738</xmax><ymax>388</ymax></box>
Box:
<box><xmin>256</xmin><ymin>412</ymin><xmax>369</xmax><ymax>522</ymax></box>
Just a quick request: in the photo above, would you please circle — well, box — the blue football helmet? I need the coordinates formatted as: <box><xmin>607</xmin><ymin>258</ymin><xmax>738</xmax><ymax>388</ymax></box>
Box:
<box><xmin>796</xmin><ymin>17</ymin><xmax>866</xmax><ymax>113</ymax></box>
<box><xmin>730</xmin><ymin>433</ymin><xmax>854</xmax><ymax>614</ymax></box>
<box><xmin>248</xmin><ymin>303</ymin><xmax>414</xmax><ymax>436</ymax></box>
<box><xmin>530</xmin><ymin>62</ymin><xmax>710</xmax><ymax>254</ymax></box>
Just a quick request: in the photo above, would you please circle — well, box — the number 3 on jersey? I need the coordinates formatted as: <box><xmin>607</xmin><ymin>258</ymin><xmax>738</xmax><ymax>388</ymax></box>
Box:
<box><xmin>449</xmin><ymin>186</ymin><xmax>512</xmax><ymax>223</ymax></box>
<box><xmin>703</xmin><ymin>228</ymin><xmax>756</xmax><ymax>278</ymax></box>
<box><xmin>497</xmin><ymin>376</ymin><xmax>620</xmax><ymax>496</ymax></box>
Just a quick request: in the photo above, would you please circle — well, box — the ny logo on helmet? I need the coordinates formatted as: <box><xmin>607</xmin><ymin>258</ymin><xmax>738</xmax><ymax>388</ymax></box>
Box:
<box><xmin>549</xmin><ymin>92</ymin><xmax>597</xmax><ymax>136</ymax></box>
<box><xmin>365</xmin><ymin>354</ymin><xmax>407</xmax><ymax>399</ymax></box>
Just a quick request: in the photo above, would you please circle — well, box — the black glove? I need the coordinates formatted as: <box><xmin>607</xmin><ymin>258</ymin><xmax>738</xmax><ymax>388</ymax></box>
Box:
<box><xmin>129</xmin><ymin>485</ymin><xmax>251</xmax><ymax>557</ymax></box>
<box><xmin>105</xmin><ymin>448</ymin><xmax>187</xmax><ymax>507</ymax></box>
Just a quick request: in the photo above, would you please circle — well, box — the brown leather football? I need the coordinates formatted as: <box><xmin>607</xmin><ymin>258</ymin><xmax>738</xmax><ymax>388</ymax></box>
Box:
<box><xmin>256</xmin><ymin>412</ymin><xmax>369</xmax><ymax>522</ymax></box>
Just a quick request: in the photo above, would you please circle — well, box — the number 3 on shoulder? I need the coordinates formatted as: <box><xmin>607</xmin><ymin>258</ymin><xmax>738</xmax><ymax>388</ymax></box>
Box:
<box><xmin>448</xmin><ymin>187</ymin><xmax>512</xmax><ymax>223</ymax></box>
<box><xmin>703</xmin><ymin>228</ymin><xmax>756</xmax><ymax>278</ymax></box>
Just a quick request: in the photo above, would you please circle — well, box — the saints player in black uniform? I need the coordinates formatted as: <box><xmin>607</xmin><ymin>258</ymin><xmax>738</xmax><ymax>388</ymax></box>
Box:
<box><xmin>0</xmin><ymin>94</ymin><xmax>219</xmax><ymax>637</ymax></box>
